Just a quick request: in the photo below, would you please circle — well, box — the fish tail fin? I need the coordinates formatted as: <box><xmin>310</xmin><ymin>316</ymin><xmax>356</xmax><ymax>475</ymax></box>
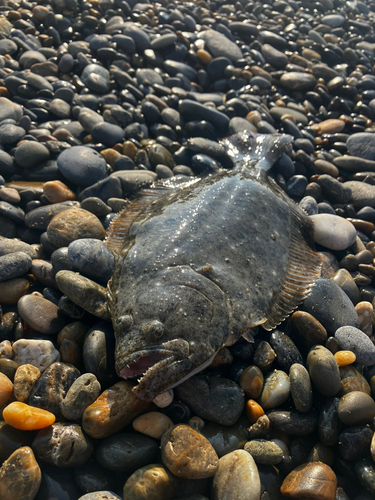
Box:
<box><xmin>221</xmin><ymin>131</ymin><xmax>293</xmax><ymax>172</ymax></box>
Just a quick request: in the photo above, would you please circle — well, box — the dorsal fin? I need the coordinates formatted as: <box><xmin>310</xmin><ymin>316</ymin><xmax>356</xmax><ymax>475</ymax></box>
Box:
<box><xmin>220</xmin><ymin>131</ymin><xmax>293</xmax><ymax>172</ymax></box>
<box><xmin>105</xmin><ymin>176</ymin><xmax>199</xmax><ymax>254</ymax></box>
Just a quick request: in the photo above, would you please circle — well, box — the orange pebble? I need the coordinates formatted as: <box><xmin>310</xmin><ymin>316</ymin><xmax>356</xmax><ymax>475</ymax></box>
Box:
<box><xmin>0</xmin><ymin>372</ymin><xmax>13</xmax><ymax>407</ymax></box>
<box><xmin>245</xmin><ymin>399</ymin><xmax>265</xmax><ymax>424</ymax></box>
<box><xmin>3</xmin><ymin>402</ymin><xmax>55</xmax><ymax>430</ymax></box>
<box><xmin>334</xmin><ymin>350</ymin><xmax>356</xmax><ymax>367</ymax></box>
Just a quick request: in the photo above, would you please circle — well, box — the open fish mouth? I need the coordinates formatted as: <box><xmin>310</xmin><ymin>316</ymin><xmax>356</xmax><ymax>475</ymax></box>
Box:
<box><xmin>119</xmin><ymin>349</ymin><xmax>175</xmax><ymax>379</ymax></box>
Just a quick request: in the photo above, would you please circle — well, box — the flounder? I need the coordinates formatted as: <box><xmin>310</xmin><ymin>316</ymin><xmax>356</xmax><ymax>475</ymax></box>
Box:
<box><xmin>106</xmin><ymin>132</ymin><xmax>322</xmax><ymax>402</ymax></box>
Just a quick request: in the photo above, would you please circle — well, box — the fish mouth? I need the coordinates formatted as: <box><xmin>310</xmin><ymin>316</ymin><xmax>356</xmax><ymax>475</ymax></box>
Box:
<box><xmin>119</xmin><ymin>349</ymin><xmax>175</xmax><ymax>379</ymax></box>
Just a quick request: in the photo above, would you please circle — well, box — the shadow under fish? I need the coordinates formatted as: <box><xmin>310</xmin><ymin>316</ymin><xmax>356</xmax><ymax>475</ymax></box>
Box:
<box><xmin>105</xmin><ymin>131</ymin><xmax>322</xmax><ymax>402</ymax></box>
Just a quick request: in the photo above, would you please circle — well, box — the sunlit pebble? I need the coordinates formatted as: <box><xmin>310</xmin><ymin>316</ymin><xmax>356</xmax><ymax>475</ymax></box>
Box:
<box><xmin>153</xmin><ymin>389</ymin><xmax>174</xmax><ymax>408</ymax></box>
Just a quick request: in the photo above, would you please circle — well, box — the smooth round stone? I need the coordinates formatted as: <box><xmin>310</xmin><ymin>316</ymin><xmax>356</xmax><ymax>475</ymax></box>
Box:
<box><xmin>0</xmin><ymin>278</ymin><xmax>29</xmax><ymax>305</ymax></box>
<box><xmin>338</xmin><ymin>425</ymin><xmax>373</xmax><ymax>461</ymax></box>
<box><xmin>55</xmin><ymin>271</ymin><xmax>110</xmax><ymax>320</ymax></box>
<box><xmin>91</xmin><ymin>122</ymin><xmax>124</xmax><ymax>147</ymax></box>
<box><xmin>261</xmin><ymin>44</ymin><xmax>288</xmax><ymax>68</ymax></box>
<box><xmin>12</xmin><ymin>339</ymin><xmax>60</xmax><ymax>372</ymax></box>
<box><xmin>335</xmin><ymin>326</ymin><xmax>375</xmax><ymax>366</ymax></box>
<box><xmin>82</xmin><ymin>381</ymin><xmax>152</xmax><ymax>439</ymax></box>
<box><xmin>78</xmin><ymin>107</ymin><xmax>104</xmax><ymax>133</ymax></box>
<box><xmin>0</xmin><ymin>239</ymin><xmax>34</xmax><ymax>261</ymax></box>
<box><xmin>30</xmin><ymin>260</ymin><xmax>57</xmax><ymax>289</ymax></box>
<box><xmin>343</xmin><ymin>180</ymin><xmax>375</xmax><ymax>208</ymax></box>
<box><xmin>332</xmin><ymin>269</ymin><xmax>361</xmax><ymax>305</ymax></box>
<box><xmin>347</xmin><ymin>133</ymin><xmax>375</xmax><ymax>161</ymax></box>
<box><xmin>0</xmin><ymin>97</ymin><xmax>23</xmax><ymax>123</ymax></box>
<box><xmin>0</xmin><ymin>39</ymin><xmax>17</xmax><ymax>55</ymax></box>
<box><xmin>289</xmin><ymin>364</ymin><xmax>313</xmax><ymax>413</ymax></box>
<box><xmin>95</xmin><ymin>432</ymin><xmax>158</xmax><ymax>472</ymax></box>
<box><xmin>132</xmin><ymin>412</ymin><xmax>174</xmax><ymax>439</ymax></box>
<box><xmin>0</xmin><ymin>371</ymin><xmax>13</xmax><ymax>407</ymax></box>
<box><xmin>0</xmin><ymin>124</ymin><xmax>25</xmax><ymax>145</ymax></box>
<box><xmin>356</xmin><ymin>301</ymin><xmax>373</xmax><ymax>336</ymax></box>
<box><xmin>307</xmin><ymin>345</ymin><xmax>341</xmax><ymax>397</ymax></box>
<box><xmin>57</xmin><ymin>146</ymin><xmax>107</xmax><ymax>187</ymax></box>
<box><xmin>123</xmin><ymin>464</ymin><xmax>177</xmax><ymax>500</ymax></box>
<box><xmin>28</xmin><ymin>362</ymin><xmax>80</xmax><ymax>420</ymax></box>
<box><xmin>239</xmin><ymin>365</ymin><xmax>264</xmax><ymax>398</ymax></box>
<box><xmin>355</xmin><ymin>458</ymin><xmax>375</xmax><ymax>496</ymax></box>
<box><xmin>339</xmin><ymin>365</ymin><xmax>370</xmax><ymax>396</ymax></box>
<box><xmin>280</xmin><ymin>72</ymin><xmax>316</xmax><ymax>90</ymax></box>
<box><xmin>0</xmin><ymin>252</ymin><xmax>32</xmax><ymax>282</ymax></box>
<box><xmin>175</xmin><ymin>376</ymin><xmax>244</xmax><ymax>426</ymax></box>
<box><xmin>0</xmin><ymin>358</ymin><xmax>18</xmax><ymax>381</ymax></box>
<box><xmin>49</xmin><ymin>99</ymin><xmax>71</xmax><ymax>119</ymax></box>
<box><xmin>0</xmin><ymin>340</ymin><xmax>12</xmax><ymax>358</ymax></box>
<box><xmin>47</xmin><ymin>208</ymin><xmax>105</xmax><ymax>248</ymax></box>
<box><xmin>212</xmin><ymin>450</ymin><xmax>261</xmax><ymax>500</ymax></box>
<box><xmin>198</xmin><ymin>29</ymin><xmax>242</xmax><ymax>63</ymax></box>
<box><xmin>311</xmin><ymin>119</ymin><xmax>345</xmax><ymax>136</ymax></box>
<box><xmin>78</xmin><ymin>493</ymin><xmax>122</xmax><ymax>500</ymax></box>
<box><xmin>280</xmin><ymin>462</ymin><xmax>337</xmax><ymax>500</ymax></box>
<box><xmin>161</xmin><ymin>424</ymin><xmax>219</xmax><ymax>479</ymax></box>
<box><xmin>13</xmin><ymin>364</ymin><xmax>41</xmax><ymax>403</ymax></box>
<box><xmin>17</xmin><ymin>294</ymin><xmax>65</xmax><ymax>335</ymax></box>
<box><xmin>269</xmin><ymin>330</ymin><xmax>302</xmax><ymax>372</ymax></box>
<box><xmin>0</xmin><ymin>446</ymin><xmax>41</xmax><ymax>500</ymax></box>
<box><xmin>244</xmin><ymin>439</ymin><xmax>283</xmax><ymax>465</ymax></box>
<box><xmin>267</xmin><ymin>411</ymin><xmax>318</xmax><ymax>436</ymax></box>
<box><xmin>3</xmin><ymin>402</ymin><xmax>55</xmax><ymax>431</ymax></box>
<box><xmin>338</xmin><ymin>391</ymin><xmax>375</xmax><ymax>425</ymax></box>
<box><xmin>82</xmin><ymin>321</ymin><xmax>116</xmax><ymax>383</ymax></box>
<box><xmin>67</xmin><ymin>238</ymin><xmax>114</xmax><ymax>283</ymax></box>
<box><xmin>14</xmin><ymin>142</ymin><xmax>50</xmax><ymax>170</ymax></box>
<box><xmin>0</xmin><ymin>187</ymin><xmax>21</xmax><ymax>204</ymax></box>
<box><xmin>259</xmin><ymin>370</ymin><xmax>290</xmax><ymax>410</ymax></box>
<box><xmin>292</xmin><ymin>311</ymin><xmax>327</xmax><ymax>345</ymax></box>
<box><xmin>303</xmin><ymin>279</ymin><xmax>360</xmax><ymax>335</ymax></box>
<box><xmin>61</xmin><ymin>373</ymin><xmax>101</xmax><ymax>421</ymax></box>
<box><xmin>81</xmin><ymin>64</ymin><xmax>110</xmax><ymax>93</ymax></box>
<box><xmin>25</xmin><ymin>201</ymin><xmax>80</xmax><ymax>231</ymax></box>
<box><xmin>32</xmin><ymin>422</ymin><xmax>93</xmax><ymax>467</ymax></box>
<box><xmin>311</xmin><ymin>214</ymin><xmax>356</xmax><ymax>250</ymax></box>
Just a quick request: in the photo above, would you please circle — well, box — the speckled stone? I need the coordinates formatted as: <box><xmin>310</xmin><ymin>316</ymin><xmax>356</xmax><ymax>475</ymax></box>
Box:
<box><xmin>78</xmin><ymin>493</ymin><xmax>122</xmax><ymax>500</ymax></box>
<box><xmin>0</xmin><ymin>252</ymin><xmax>32</xmax><ymax>282</ymax></box>
<box><xmin>12</xmin><ymin>340</ymin><xmax>59</xmax><ymax>373</ymax></box>
<box><xmin>244</xmin><ymin>439</ymin><xmax>283</xmax><ymax>465</ymax></box>
<box><xmin>335</xmin><ymin>326</ymin><xmax>375</xmax><ymax>366</ymax></box>
<box><xmin>13</xmin><ymin>364</ymin><xmax>41</xmax><ymax>402</ymax></box>
<box><xmin>123</xmin><ymin>464</ymin><xmax>177</xmax><ymax>500</ymax></box>
<box><xmin>61</xmin><ymin>373</ymin><xmax>101</xmax><ymax>421</ymax></box>
<box><xmin>161</xmin><ymin>424</ymin><xmax>219</xmax><ymax>479</ymax></box>
<box><xmin>0</xmin><ymin>446</ymin><xmax>41</xmax><ymax>500</ymax></box>
<box><xmin>289</xmin><ymin>364</ymin><xmax>313</xmax><ymax>413</ymax></box>
<box><xmin>212</xmin><ymin>450</ymin><xmax>261</xmax><ymax>500</ymax></box>
<box><xmin>267</xmin><ymin>410</ymin><xmax>318</xmax><ymax>436</ymax></box>
<box><xmin>47</xmin><ymin>208</ymin><xmax>105</xmax><ymax>248</ymax></box>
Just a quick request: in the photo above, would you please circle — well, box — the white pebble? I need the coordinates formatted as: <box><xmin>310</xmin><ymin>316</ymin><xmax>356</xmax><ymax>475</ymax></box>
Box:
<box><xmin>153</xmin><ymin>389</ymin><xmax>174</xmax><ymax>408</ymax></box>
<box><xmin>311</xmin><ymin>213</ymin><xmax>356</xmax><ymax>251</ymax></box>
<box><xmin>12</xmin><ymin>339</ymin><xmax>60</xmax><ymax>372</ymax></box>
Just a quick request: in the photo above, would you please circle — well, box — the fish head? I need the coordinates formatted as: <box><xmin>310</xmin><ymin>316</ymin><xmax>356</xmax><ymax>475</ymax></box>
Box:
<box><xmin>113</xmin><ymin>265</ymin><xmax>229</xmax><ymax>402</ymax></box>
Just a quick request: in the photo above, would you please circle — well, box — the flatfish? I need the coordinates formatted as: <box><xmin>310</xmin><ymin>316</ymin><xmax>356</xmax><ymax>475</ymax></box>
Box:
<box><xmin>106</xmin><ymin>132</ymin><xmax>322</xmax><ymax>402</ymax></box>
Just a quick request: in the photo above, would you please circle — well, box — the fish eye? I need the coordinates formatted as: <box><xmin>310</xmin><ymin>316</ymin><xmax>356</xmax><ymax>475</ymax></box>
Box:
<box><xmin>141</xmin><ymin>320</ymin><xmax>164</xmax><ymax>340</ymax></box>
<box><xmin>116</xmin><ymin>315</ymin><xmax>133</xmax><ymax>331</ymax></box>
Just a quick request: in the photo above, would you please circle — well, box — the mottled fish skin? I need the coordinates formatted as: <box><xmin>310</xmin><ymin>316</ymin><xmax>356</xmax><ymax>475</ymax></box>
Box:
<box><xmin>107</xmin><ymin>132</ymin><xmax>321</xmax><ymax>402</ymax></box>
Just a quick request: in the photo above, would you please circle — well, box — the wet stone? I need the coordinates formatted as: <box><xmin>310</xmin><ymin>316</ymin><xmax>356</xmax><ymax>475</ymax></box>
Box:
<box><xmin>47</xmin><ymin>208</ymin><xmax>105</xmax><ymax>248</ymax></box>
<box><xmin>43</xmin><ymin>181</ymin><xmax>76</xmax><ymax>204</ymax></box>
<box><xmin>95</xmin><ymin>432</ymin><xmax>159</xmax><ymax>472</ymax></box>
<box><xmin>32</xmin><ymin>422</ymin><xmax>93</xmax><ymax>468</ymax></box>
<box><xmin>307</xmin><ymin>345</ymin><xmax>341</xmax><ymax>397</ymax></box>
<box><xmin>253</xmin><ymin>341</ymin><xmax>277</xmax><ymax>371</ymax></box>
<box><xmin>212</xmin><ymin>450</ymin><xmax>261</xmax><ymax>500</ymax></box>
<box><xmin>280</xmin><ymin>462</ymin><xmax>337</xmax><ymax>500</ymax></box>
<box><xmin>132</xmin><ymin>411</ymin><xmax>174</xmax><ymax>440</ymax></box>
<box><xmin>335</xmin><ymin>326</ymin><xmax>375</xmax><ymax>366</ymax></box>
<box><xmin>123</xmin><ymin>464</ymin><xmax>177</xmax><ymax>500</ymax></box>
<box><xmin>338</xmin><ymin>426</ymin><xmax>373</xmax><ymax>461</ymax></box>
<box><xmin>332</xmin><ymin>269</ymin><xmax>361</xmax><ymax>306</ymax></box>
<box><xmin>0</xmin><ymin>358</ymin><xmax>18</xmax><ymax>381</ymax></box>
<box><xmin>61</xmin><ymin>373</ymin><xmax>101</xmax><ymax>421</ymax></box>
<box><xmin>55</xmin><ymin>271</ymin><xmax>110</xmax><ymax>321</ymax></box>
<box><xmin>17</xmin><ymin>294</ymin><xmax>65</xmax><ymax>335</ymax></box>
<box><xmin>78</xmin><ymin>493</ymin><xmax>122</xmax><ymax>500</ymax></box>
<box><xmin>0</xmin><ymin>371</ymin><xmax>13</xmax><ymax>407</ymax></box>
<box><xmin>161</xmin><ymin>424</ymin><xmax>219</xmax><ymax>479</ymax></box>
<box><xmin>267</xmin><ymin>410</ymin><xmax>318</xmax><ymax>436</ymax></box>
<box><xmin>259</xmin><ymin>370</ymin><xmax>290</xmax><ymax>411</ymax></box>
<box><xmin>80</xmin><ymin>197</ymin><xmax>112</xmax><ymax>217</ymax></box>
<box><xmin>292</xmin><ymin>311</ymin><xmax>327</xmax><ymax>345</ymax></box>
<box><xmin>239</xmin><ymin>365</ymin><xmax>264</xmax><ymax>399</ymax></box>
<box><xmin>269</xmin><ymin>330</ymin><xmax>302</xmax><ymax>372</ymax></box>
<box><xmin>175</xmin><ymin>376</ymin><xmax>244</xmax><ymax>426</ymax></box>
<box><xmin>12</xmin><ymin>339</ymin><xmax>60</xmax><ymax>372</ymax></box>
<box><xmin>0</xmin><ymin>252</ymin><xmax>32</xmax><ymax>282</ymax></box>
<box><xmin>355</xmin><ymin>458</ymin><xmax>375</xmax><ymax>496</ymax></box>
<box><xmin>3</xmin><ymin>402</ymin><xmax>55</xmax><ymax>431</ymax></box>
<box><xmin>0</xmin><ymin>446</ymin><xmax>41</xmax><ymax>500</ymax></box>
<box><xmin>289</xmin><ymin>364</ymin><xmax>313</xmax><ymax>413</ymax></box>
<box><xmin>82</xmin><ymin>381</ymin><xmax>152</xmax><ymax>439</ymax></box>
<box><xmin>13</xmin><ymin>364</ymin><xmax>41</xmax><ymax>402</ymax></box>
<box><xmin>338</xmin><ymin>392</ymin><xmax>375</xmax><ymax>426</ymax></box>
<box><xmin>73</xmin><ymin>460</ymin><xmax>117</xmax><ymax>497</ymax></box>
<box><xmin>339</xmin><ymin>366</ymin><xmax>371</xmax><ymax>396</ymax></box>
<box><xmin>24</xmin><ymin>201</ymin><xmax>80</xmax><ymax>231</ymax></box>
<box><xmin>28</xmin><ymin>362</ymin><xmax>80</xmax><ymax>420</ymax></box>
<box><xmin>82</xmin><ymin>321</ymin><xmax>116</xmax><ymax>385</ymax></box>
<box><xmin>244</xmin><ymin>439</ymin><xmax>283</xmax><ymax>465</ymax></box>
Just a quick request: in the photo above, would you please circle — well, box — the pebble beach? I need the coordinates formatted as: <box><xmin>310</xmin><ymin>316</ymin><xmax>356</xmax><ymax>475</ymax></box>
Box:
<box><xmin>2</xmin><ymin>0</ymin><xmax>375</xmax><ymax>499</ymax></box>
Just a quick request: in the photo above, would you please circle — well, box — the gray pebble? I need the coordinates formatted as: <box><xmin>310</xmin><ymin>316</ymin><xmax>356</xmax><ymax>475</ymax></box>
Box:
<box><xmin>14</xmin><ymin>141</ymin><xmax>50</xmax><ymax>169</ymax></box>
<box><xmin>335</xmin><ymin>326</ymin><xmax>375</xmax><ymax>366</ymax></box>
<box><xmin>307</xmin><ymin>345</ymin><xmax>341</xmax><ymax>397</ymax></box>
<box><xmin>67</xmin><ymin>238</ymin><xmax>114</xmax><ymax>283</ymax></box>
<box><xmin>0</xmin><ymin>251</ymin><xmax>32</xmax><ymax>282</ymax></box>
<box><xmin>57</xmin><ymin>146</ymin><xmax>108</xmax><ymax>187</ymax></box>
<box><xmin>289</xmin><ymin>364</ymin><xmax>313</xmax><ymax>413</ymax></box>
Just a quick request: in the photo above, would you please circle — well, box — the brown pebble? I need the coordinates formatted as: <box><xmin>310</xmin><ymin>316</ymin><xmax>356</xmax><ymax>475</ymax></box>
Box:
<box><xmin>253</xmin><ymin>341</ymin><xmax>276</xmax><ymax>371</ymax></box>
<box><xmin>292</xmin><ymin>311</ymin><xmax>327</xmax><ymax>345</ymax></box>
<box><xmin>355</xmin><ymin>301</ymin><xmax>373</xmax><ymax>336</ymax></box>
<box><xmin>0</xmin><ymin>446</ymin><xmax>41</xmax><ymax>500</ymax></box>
<box><xmin>0</xmin><ymin>340</ymin><xmax>13</xmax><ymax>359</ymax></box>
<box><xmin>82</xmin><ymin>381</ymin><xmax>152</xmax><ymax>439</ymax></box>
<box><xmin>30</xmin><ymin>259</ymin><xmax>57</xmax><ymax>288</ymax></box>
<box><xmin>209</xmin><ymin>346</ymin><xmax>233</xmax><ymax>367</ymax></box>
<box><xmin>307</xmin><ymin>443</ymin><xmax>334</xmax><ymax>467</ymax></box>
<box><xmin>57</xmin><ymin>321</ymin><xmax>89</xmax><ymax>346</ymax></box>
<box><xmin>280</xmin><ymin>462</ymin><xmax>337</xmax><ymax>500</ymax></box>
<box><xmin>311</xmin><ymin>119</ymin><xmax>345</xmax><ymax>135</ymax></box>
<box><xmin>123</xmin><ymin>464</ymin><xmax>177</xmax><ymax>500</ymax></box>
<box><xmin>339</xmin><ymin>365</ymin><xmax>371</xmax><ymax>396</ymax></box>
<box><xmin>46</xmin><ymin>208</ymin><xmax>105</xmax><ymax>247</ymax></box>
<box><xmin>0</xmin><ymin>278</ymin><xmax>29</xmax><ymax>305</ymax></box>
<box><xmin>196</xmin><ymin>49</ymin><xmax>212</xmax><ymax>64</ymax></box>
<box><xmin>122</xmin><ymin>141</ymin><xmax>138</xmax><ymax>159</ymax></box>
<box><xmin>100</xmin><ymin>148</ymin><xmax>121</xmax><ymax>167</ymax></box>
<box><xmin>132</xmin><ymin>411</ymin><xmax>174</xmax><ymax>439</ymax></box>
<box><xmin>338</xmin><ymin>391</ymin><xmax>375</xmax><ymax>425</ymax></box>
<box><xmin>161</xmin><ymin>424</ymin><xmax>219</xmax><ymax>479</ymax></box>
<box><xmin>43</xmin><ymin>180</ymin><xmax>76</xmax><ymax>204</ymax></box>
<box><xmin>13</xmin><ymin>364</ymin><xmax>41</xmax><ymax>402</ymax></box>
<box><xmin>59</xmin><ymin>338</ymin><xmax>81</xmax><ymax>368</ymax></box>
<box><xmin>17</xmin><ymin>293</ymin><xmax>65</xmax><ymax>335</ymax></box>
<box><xmin>0</xmin><ymin>187</ymin><xmax>21</xmax><ymax>204</ymax></box>
<box><xmin>239</xmin><ymin>365</ymin><xmax>264</xmax><ymax>398</ymax></box>
<box><xmin>0</xmin><ymin>371</ymin><xmax>13</xmax><ymax>407</ymax></box>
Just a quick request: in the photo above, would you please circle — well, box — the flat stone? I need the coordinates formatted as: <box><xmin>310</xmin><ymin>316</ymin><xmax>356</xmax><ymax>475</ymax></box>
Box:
<box><xmin>280</xmin><ymin>72</ymin><xmax>316</xmax><ymax>90</ymax></box>
<box><xmin>123</xmin><ymin>464</ymin><xmax>177</xmax><ymax>500</ymax></box>
<box><xmin>0</xmin><ymin>278</ymin><xmax>29</xmax><ymax>305</ymax></box>
<box><xmin>14</xmin><ymin>141</ymin><xmax>50</xmax><ymax>170</ymax></box>
<box><xmin>68</xmin><ymin>238</ymin><xmax>114</xmax><ymax>283</ymax></box>
<box><xmin>267</xmin><ymin>410</ymin><xmax>318</xmax><ymax>436</ymax></box>
<box><xmin>0</xmin><ymin>97</ymin><xmax>23</xmax><ymax>122</ymax></box>
<box><xmin>161</xmin><ymin>424</ymin><xmax>219</xmax><ymax>479</ymax></box>
<box><xmin>347</xmin><ymin>132</ymin><xmax>375</xmax><ymax>161</ymax></box>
